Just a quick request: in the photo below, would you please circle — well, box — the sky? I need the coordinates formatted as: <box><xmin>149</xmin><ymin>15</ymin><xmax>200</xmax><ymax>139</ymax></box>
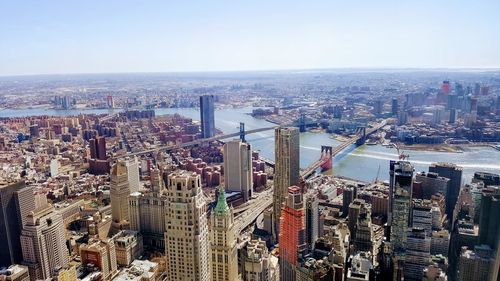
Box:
<box><xmin>1</xmin><ymin>0</ymin><xmax>500</xmax><ymax>76</ymax></box>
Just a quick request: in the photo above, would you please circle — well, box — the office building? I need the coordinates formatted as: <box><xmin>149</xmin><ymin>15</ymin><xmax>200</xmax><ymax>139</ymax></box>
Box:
<box><xmin>391</xmin><ymin>98</ymin><xmax>399</xmax><ymax>116</ymax></box>
<box><xmin>478</xmin><ymin>186</ymin><xmax>500</xmax><ymax>250</ymax></box>
<box><xmin>295</xmin><ymin>258</ymin><xmax>334</xmax><ymax>281</ymax></box>
<box><xmin>346</xmin><ymin>252</ymin><xmax>372</xmax><ymax>281</ymax></box>
<box><xmin>0</xmin><ymin>265</ymin><xmax>30</xmax><ymax>281</ymax></box>
<box><xmin>128</xmin><ymin>192</ymin><xmax>167</xmax><ymax>249</ymax></box>
<box><xmin>389</xmin><ymin>161</ymin><xmax>413</xmax><ymax>252</ymax></box>
<box><xmin>242</xmin><ymin>239</ymin><xmax>276</xmax><ymax>281</ymax></box>
<box><xmin>412</xmin><ymin>199</ymin><xmax>433</xmax><ymax>234</ymax></box>
<box><xmin>342</xmin><ymin>185</ymin><xmax>357</xmax><ymax>217</ymax></box>
<box><xmin>279</xmin><ymin>186</ymin><xmax>307</xmax><ymax>281</ymax></box>
<box><xmin>429</xmin><ymin>163</ymin><xmax>463</xmax><ymax>219</ymax></box>
<box><xmin>431</xmin><ymin>229</ymin><xmax>450</xmax><ymax>257</ymax></box>
<box><xmin>404</xmin><ymin>228</ymin><xmax>431</xmax><ymax>281</ymax></box>
<box><xmin>414</xmin><ymin>172</ymin><xmax>450</xmax><ymax>200</ymax></box>
<box><xmin>348</xmin><ymin>198</ymin><xmax>365</xmax><ymax>236</ymax></box>
<box><xmin>80</xmin><ymin>238</ymin><xmax>118</xmax><ymax>280</ymax></box>
<box><xmin>0</xmin><ymin>181</ymin><xmax>28</xmax><ymax>267</ymax></box>
<box><xmin>305</xmin><ymin>191</ymin><xmax>319</xmax><ymax>250</ymax></box>
<box><xmin>458</xmin><ymin>245</ymin><xmax>496</xmax><ymax>281</ymax></box>
<box><xmin>89</xmin><ymin>137</ymin><xmax>107</xmax><ymax>160</ymax></box>
<box><xmin>273</xmin><ymin>127</ymin><xmax>300</xmax><ymax>242</ymax></box>
<box><xmin>110</xmin><ymin>158</ymin><xmax>140</xmax><ymax>224</ymax></box>
<box><xmin>200</xmin><ymin>95</ymin><xmax>215</xmax><ymax>138</ymax></box>
<box><xmin>422</xmin><ymin>264</ymin><xmax>447</xmax><ymax>281</ymax></box>
<box><xmin>223</xmin><ymin>139</ymin><xmax>253</xmax><ymax>202</ymax></box>
<box><xmin>112</xmin><ymin>230</ymin><xmax>143</xmax><ymax>267</ymax></box>
<box><xmin>164</xmin><ymin>172</ymin><xmax>210</xmax><ymax>281</ymax></box>
<box><xmin>14</xmin><ymin>185</ymin><xmax>36</xmax><ymax>229</ymax></box>
<box><xmin>210</xmin><ymin>187</ymin><xmax>238</xmax><ymax>281</ymax></box>
<box><xmin>20</xmin><ymin>206</ymin><xmax>69</xmax><ymax>280</ymax></box>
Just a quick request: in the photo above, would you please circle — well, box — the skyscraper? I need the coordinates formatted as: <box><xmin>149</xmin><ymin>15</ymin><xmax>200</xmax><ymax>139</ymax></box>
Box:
<box><xmin>389</xmin><ymin>160</ymin><xmax>413</xmax><ymax>253</ymax></box>
<box><xmin>164</xmin><ymin>171</ymin><xmax>210</xmax><ymax>281</ymax></box>
<box><xmin>110</xmin><ymin>158</ymin><xmax>140</xmax><ymax>224</ymax></box>
<box><xmin>223</xmin><ymin>139</ymin><xmax>253</xmax><ymax>202</ymax></box>
<box><xmin>242</xmin><ymin>239</ymin><xmax>276</xmax><ymax>281</ymax></box>
<box><xmin>20</xmin><ymin>205</ymin><xmax>69</xmax><ymax>280</ymax></box>
<box><xmin>279</xmin><ymin>186</ymin><xmax>307</xmax><ymax>281</ymax></box>
<box><xmin>273</xmin><ymin>127</ymin><xmax>300</xmax><ymax>242</ymax></box>
<box><xmin>458</xmin><ymin>245</ymin><xmax>496</xmax><ymax>281</ymax></box>
<box><xmin>429</xmin><ymin>163</ymin><xmax>463</xmax><ymax>220</ymax></box>
<box><xmin>80</xmin><ymin>238</ymin><xmax>118</xmax><ymax>280</ymax></box>
<box><xmin>305</xmin><ymin>191</ymin><xmax>319</xmax><ymax>250</ymax></box>
<box><xmin>210</xmin><ymin>186</ymin><xmax>238</xmax><ymax>281</ymax></box>
<box><xmin>478</xmin><ymin>186</ymin><xmax>500</xmax><ymax>250</ymax></box>
<box><xmin>404</xmin><ymin>228</ymin><xmax>431</xmax><ymax>281</ymax></box>
<box><xmin>0</xmin><ymin>181</ymin><xmax>27</xmax><ymax>267</ymax></box>
<box><xmin>200</xmin><ymin>95</ymin><xmax>215</xmax><ymax>138</ymax></box>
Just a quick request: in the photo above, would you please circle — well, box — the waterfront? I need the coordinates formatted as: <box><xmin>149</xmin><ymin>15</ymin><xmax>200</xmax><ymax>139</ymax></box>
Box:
<box><xmin>2</xmin><ymin>106</ymin><xmax>499</xmax><ymax>182</ymax></box>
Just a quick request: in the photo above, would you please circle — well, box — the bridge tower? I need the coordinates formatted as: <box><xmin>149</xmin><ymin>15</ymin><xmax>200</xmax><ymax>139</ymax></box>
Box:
<box><xmin>239</xmin><ymin>122</ymin><xmax>246</xmax><ymax>142</ymax></box>
<box><xmin>355</xmin><ymin>126</ymin><xmax>366</xmax><ymax>146</ymax></box>
<box><xmin>299</xmin><ymin>113</ymin><xmax>306</xmax><ymax>132</ymax></box>
<box><xmin>320</xmin><ymin>146</ymin><xmax>333</xmax><ymax>171</ymax></box>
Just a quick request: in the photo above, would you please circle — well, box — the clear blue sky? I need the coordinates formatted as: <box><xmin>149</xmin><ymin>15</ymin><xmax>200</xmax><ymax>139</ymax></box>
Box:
<box><xmin>1</xmin><ymin>0</ymin><xmax>499</xmax><ymax>76</ymax></box>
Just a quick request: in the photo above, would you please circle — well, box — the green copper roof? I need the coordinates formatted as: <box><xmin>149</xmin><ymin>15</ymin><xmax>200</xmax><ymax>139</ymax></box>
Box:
<box><xmin>214</xmin><ymin>186</ymin><xmax>230</xmax><ymax>215</ymax></box>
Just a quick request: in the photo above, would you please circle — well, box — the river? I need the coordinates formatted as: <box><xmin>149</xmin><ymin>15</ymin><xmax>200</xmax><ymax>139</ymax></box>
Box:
<box><xmin>2</xmin><ymin>106</ymin><xmax>499</xmax><ymax>182</ymax></box>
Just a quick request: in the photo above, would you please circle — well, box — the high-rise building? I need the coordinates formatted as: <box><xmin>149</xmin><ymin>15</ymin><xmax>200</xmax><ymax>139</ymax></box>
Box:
<box><xmin>110</xmin><ymin>158</ymin><xmax>140</xmax><ymax>224</ymax></box>
<box><xmin>342</xmin><ymin>185</ymin><xmax>357</xmax><ymax>217</ymax></box>
<box><xmin>279</xmin><ymin>186</ymin><xmax>307</xmax><ymax>281</ymax></box>
<box><xmin>106</xmin><ymin>95</ymin><xmax>114</xmax><ymax>108</ymax></box>
<box><xmin>210</xmin><ymin>187</ymin><xmax>238</xmax><ymax>281</ymax></box>
<box><xmin>391</xmin><ymin>98</ymin><xmax>399</xmax><ymax>116</ymax></box>
<box><xmin>79</xmin><ymin>238</ymin><xmax>118</xmax><ymax>280</ymax></box>
<box><xmin>89</xmin><ymin>137</ymin><xmax>107</xmax><ymax>160</ymax></box>
<box><xmin>414</xmin><ymin>172</ymin><xmax>450</xmax><ymax>200</ymax></box>
<box><xmin>346</xmin><ymin>252</ymin><xmax>372</xmax><ymax>281</ymax></box>
<box><xmin>200</xmin><ymin>95</ymin><xmax>215</xmax><ymax>138</ymax></box>
<box><xmin>305</xmin><ymin>191</ymin><xmax>319</xmax><ymax>250</ymax></box>
<box><xmin>241</xmin><ymin>239</ymin><xmax>276</xmax><ymax>281</ymax></box>
<box><xmin>373</xmin><ymin>99</ymin><xmax>383</xmax><ymax>117</ymax></box>
<box><xmin>14</xmin><ymin>185</ymin><xmax>36</xmax><ymax>229</ymax></box>
<box><xmin>478</xmin><ymin>186</ymin><xmax>500</xmax><ymax>250</ymax></box>
<box><xmin>0</xmin><ymin>181</ymin><xmax>27</xmax><ymax>267</ymax></box>
<box><xmin>431</xmin><ymin>229</ymin><xmax>450</xmax><ymax>257</ymax></box>
<box><xmin>389</xmin><ymin>161</ymin><xmax>414</xmax><ymax>253</ymax></box>
<box><xmin>412</xmin><ymin>199</ymin><xmax>433</xmax><ymax>235</ymax></box>
<box><xmin>128</xmin><ymin>191</ymin><xmax>168</xmax><ymax>249</ymax></box>
<box><xmin>112</xmin><ymin>230</ymin><xmax>143</xmax><ymax>266</ymax></box>
<box><xmin>20</xmin><ymin>206</ymin><xmax>69</xmax><ymax>280</ymax></box>
<box><xmin>429</xmin><ymin>163</ymin><xmax>463</xmax><ymax>221</ymax></box>
<box><xmin>404</xmin><ymin>228</ymin><xmax>431</xmax><ymax>281</ymax></box>
<box><xmin>223</xmin><ymin>139</ymin><xmax>253</xmax><ymax>202</ymax></box>
<box><xmin>458</xmin><ymin>245</ymin><xmax>496</xmax><ymax>281</ymax></box>
<box><xmin>164</xmin><ymin>171</ymin><xmax>210</xmax><ymax>281</ymax></box>
<box><xmin>348</xmin><ymin>198</ymin><xmax>365</xmax><ymax>236</ymax></box>
<box><xmin>273</xmin><ymin>127</ymin><xmax>300</xmax><ymax>242</ymax></box>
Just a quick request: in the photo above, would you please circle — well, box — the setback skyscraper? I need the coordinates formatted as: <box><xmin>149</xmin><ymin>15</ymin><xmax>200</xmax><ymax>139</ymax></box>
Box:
<box><xmin>200</xmin><ymin>95</ymin><xmax>215</xmax><ymax>138</ymax></box>
<box><xmin>110</xmin><ymin>158</ymin><xmax>140</xmax><ymax>225</ymax></box>
<box><xmin>273</xmin><ymin>127</ymin><xmax>300</xmax><ymax>243</ymax></box>
<box><xmin>164</xmin><ymin>171</ymin><xmax>210</xmax><ymax>281</ymax></box>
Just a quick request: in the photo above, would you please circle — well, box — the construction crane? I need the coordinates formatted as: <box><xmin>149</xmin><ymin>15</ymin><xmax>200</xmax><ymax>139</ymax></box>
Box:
<box><xmin>391</xmin><ymin>143</ymin><xmax>410</xmax><ymax>160</ymax></box>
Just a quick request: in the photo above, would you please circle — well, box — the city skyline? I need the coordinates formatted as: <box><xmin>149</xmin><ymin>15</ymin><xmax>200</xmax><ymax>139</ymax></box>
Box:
<box><xmin>1</xmin><ymin>0</ymin><xmax>500</xmax><ymax>76</ymax></box>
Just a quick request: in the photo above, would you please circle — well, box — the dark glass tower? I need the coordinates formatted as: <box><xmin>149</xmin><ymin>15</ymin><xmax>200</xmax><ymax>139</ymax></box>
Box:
<box><xmin>0</xmin><ymin>181</ymin><xmax>26</xmax><ymax>267</ymax></box>
<box><xmin>200</xmin><ymin>95</ymin><xmax>215</xmax><ymax>138</ymax></box>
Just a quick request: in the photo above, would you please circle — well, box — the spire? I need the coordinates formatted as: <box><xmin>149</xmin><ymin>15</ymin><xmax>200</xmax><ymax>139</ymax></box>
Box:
<box><xmin>214</xmin><ymin>186</ymin><xmax>230</xmax><ymax>215</ymax></box>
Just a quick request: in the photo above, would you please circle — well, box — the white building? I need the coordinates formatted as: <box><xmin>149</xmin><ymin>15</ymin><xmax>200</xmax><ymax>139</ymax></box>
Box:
<box><xmin>223</xmin><ymin>140</ymin><xmax>253</xmax><ymax>202</ymax></box>
<box><xmin>20</xmin><ymin>206</ymin><xmax>69</xmax><ymax>280</ymax></box>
